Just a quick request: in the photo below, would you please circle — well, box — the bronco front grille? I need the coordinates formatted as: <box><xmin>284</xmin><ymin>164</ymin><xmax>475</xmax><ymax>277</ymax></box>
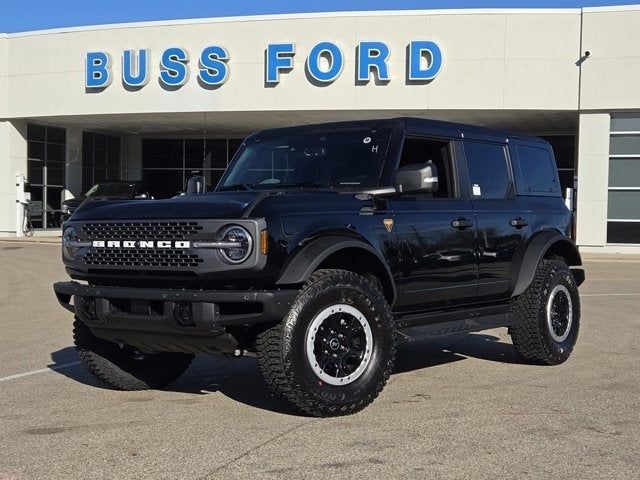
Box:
<box><xmin>81</xmin><ymin>221</ymin><xmax>203</xmax><ymax>240</ymax></box>
<box><xmin>83</xmin><ymin>248</ymin><xmax>204</xmax><ymax>268</ymax></box>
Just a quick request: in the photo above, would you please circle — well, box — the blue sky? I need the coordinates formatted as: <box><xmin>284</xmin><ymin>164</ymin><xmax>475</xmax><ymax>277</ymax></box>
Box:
<box><xmin>1</xmin><ymin>0</ymin><xmax>637</xmax><ymax>33</ymax></box>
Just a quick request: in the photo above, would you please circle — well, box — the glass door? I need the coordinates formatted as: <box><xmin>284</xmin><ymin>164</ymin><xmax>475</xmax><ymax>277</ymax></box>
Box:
<box><xmin>26</xmin><ymin>124</ymin><xmax>66</xmax><ymax>229</ymax></box>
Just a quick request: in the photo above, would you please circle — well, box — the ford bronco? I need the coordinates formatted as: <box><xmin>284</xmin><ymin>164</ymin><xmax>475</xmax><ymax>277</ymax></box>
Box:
<box><xmin>54</xmin><ymin>118</ymin><xmax>585</xmax><ymax>416</ymax></box>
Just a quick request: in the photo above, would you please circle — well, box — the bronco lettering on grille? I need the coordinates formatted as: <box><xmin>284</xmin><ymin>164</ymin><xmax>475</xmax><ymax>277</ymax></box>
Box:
<box><xmin>91</xmin><ymin>240</ymin><xmax>191</xmax><ymax>249</ymax></box>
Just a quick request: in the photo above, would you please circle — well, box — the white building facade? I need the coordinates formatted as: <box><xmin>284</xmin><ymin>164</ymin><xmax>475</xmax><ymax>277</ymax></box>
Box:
<box><xmin>1</xmin><ymin>5</ymin><xmax>640</xmax><ymax>252</ymax></box>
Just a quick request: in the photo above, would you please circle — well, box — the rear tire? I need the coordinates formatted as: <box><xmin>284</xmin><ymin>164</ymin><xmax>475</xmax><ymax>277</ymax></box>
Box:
<box><xmin>73</xmin><ymin>318</ymin><xmax>194</xmax><ymax>390</ymax></box>
<box><xmin>509</xmin><ymin>257</ymin><xmax>580</xmax><ymax>365</ymax></box>
<box><xmin>255</xmin><ymin>269</ymin><xmax>396</xmax><ymax>417</ymax></box>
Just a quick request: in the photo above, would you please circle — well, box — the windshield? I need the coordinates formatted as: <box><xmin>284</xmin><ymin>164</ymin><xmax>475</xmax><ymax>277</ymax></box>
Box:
<box><xmin>86</xmin><ymin>183</ymin><xmax>136</xmax><ymax>198</ymax></box>
<box><xmin>219</xmin><ymin>127</ymin><xmax>392</xmax><ymax>190</ymax></box>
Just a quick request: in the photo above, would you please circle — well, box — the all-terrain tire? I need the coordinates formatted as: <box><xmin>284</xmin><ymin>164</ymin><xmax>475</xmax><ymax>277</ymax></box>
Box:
<box><xmin>509</xmin><ymin>257</ymin><xmax>580</xmax><ymax>365</ymax></box>
<box><xmin>255</xmin><ymin>269</ymin><xmax>396</xmax><ymax>417</ymax></box>
<box><xmin>73</xmin><ymin>318</ymin><xmax>194</xmax><ymax>390</ymax></box>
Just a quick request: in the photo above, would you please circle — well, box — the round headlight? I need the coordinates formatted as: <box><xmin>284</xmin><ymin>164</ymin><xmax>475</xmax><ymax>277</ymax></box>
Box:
<box><xmin>62</xmin><ymin>226</ymin><xmax>80</xmax><ymax>260</ymax></box>
<box><xmin>218</xmin><ymin>225</ymin><xmax>253</xmax><ymax>264</ymax></box>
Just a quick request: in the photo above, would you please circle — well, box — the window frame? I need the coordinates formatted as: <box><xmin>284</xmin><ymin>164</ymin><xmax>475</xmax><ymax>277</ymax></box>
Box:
<box><xmin>462</xmin><ymin>139</ymin><xmax>514</xmax><ymax>201</ymax></box>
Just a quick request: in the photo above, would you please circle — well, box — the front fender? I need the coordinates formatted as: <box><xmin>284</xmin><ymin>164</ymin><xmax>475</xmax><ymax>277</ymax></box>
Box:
<box><xmin>275</xmin><ymin>235</ymin><xmax>397</xmax><ymax>303</ymax></box>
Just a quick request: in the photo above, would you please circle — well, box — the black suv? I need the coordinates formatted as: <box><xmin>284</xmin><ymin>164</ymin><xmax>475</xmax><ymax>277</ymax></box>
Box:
<box><xmin>54</xmin><ymin>118</ymin><xmax>585</xmax><ymax>417</ymax></box>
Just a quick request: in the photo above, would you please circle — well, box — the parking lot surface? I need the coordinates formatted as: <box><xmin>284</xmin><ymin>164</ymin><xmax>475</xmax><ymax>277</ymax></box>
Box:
<box><xmin>0</xmin><ymin>242</ymin><xmax>638</xmax><ymax>479</ymax></box>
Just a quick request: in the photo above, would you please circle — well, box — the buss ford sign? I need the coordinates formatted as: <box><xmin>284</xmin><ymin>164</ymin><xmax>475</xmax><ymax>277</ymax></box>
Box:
<box><xmin>85</xmin><ymin>41</ymin><xmax>443</xmax><ymax>91</ymax></box>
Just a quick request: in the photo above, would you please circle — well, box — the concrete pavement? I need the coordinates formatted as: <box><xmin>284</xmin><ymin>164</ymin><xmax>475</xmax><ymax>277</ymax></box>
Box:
<box><xmin>0</xmin><ymin>243</ymin><xmax>638</xmax><ymax>479</ymax></box>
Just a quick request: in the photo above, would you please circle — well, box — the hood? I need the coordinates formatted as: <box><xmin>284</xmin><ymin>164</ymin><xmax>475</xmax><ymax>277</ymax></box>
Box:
<box><xmin>70</xmin><ymin>192</ymin><xmax>261</xmax><ymax>221</ymax></box>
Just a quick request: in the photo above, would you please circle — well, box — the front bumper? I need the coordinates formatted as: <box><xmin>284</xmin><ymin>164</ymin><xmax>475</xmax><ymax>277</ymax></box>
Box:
<box><xmin>54</xmin><ymin>281</ymin><xmax>297</xmax><ymax>353</ymax></box>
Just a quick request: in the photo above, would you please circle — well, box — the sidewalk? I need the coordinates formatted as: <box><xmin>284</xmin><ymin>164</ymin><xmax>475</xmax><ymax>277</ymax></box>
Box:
<box><xmin>0</xmin><ymin>235</ymin><xmax>60</xmax><ymax>244</ymax></box>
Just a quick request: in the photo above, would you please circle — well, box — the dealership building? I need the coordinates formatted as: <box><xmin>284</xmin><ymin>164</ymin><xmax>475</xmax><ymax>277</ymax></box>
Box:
<box><xmin>1</xmin><ymin>5</ymin><xmax>640</xmax><ymax>252</ymax></box>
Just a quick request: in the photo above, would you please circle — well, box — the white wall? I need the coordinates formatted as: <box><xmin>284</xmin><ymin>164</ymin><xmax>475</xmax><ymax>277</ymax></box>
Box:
<box><xmin>581</xmin><ymin>6</ymin><xmax>640</xmax><ymax>111</ymax></box>
<box><xmin>2</xmin><ymin>10</ymin><xmax>581</xmax><ymax>119</ymax></box>
<box><xmin>0</xmin><ymin>120</ymin><xmax>27</xmax><ymax>234</ymax></box>
<box><xmin>574</xmin><ymin>6</ymin><xmax>640</xmax><ymax>252</ymax></box>
<box><xmin>0</xmin><ymin>35</ymin><xmax>6</xmax><ymax>118</ymax></box>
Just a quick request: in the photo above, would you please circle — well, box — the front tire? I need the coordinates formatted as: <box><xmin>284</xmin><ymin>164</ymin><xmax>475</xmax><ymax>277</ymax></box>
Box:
<box><xmin>509</xmin><ymin>257</ymin><xmax>580</xmax><ymax>365</ymax></box>
<box><xmin>73</xmin><ymin>318</ymin><xmax>194</xmax><ymax>390</ymax></box>
<box><xmin>255</xmin><ymin>269</ymin><xmax>396</xmax><ymax>417</ymax></box>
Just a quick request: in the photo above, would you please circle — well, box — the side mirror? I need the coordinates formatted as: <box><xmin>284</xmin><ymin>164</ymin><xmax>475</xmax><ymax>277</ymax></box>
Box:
<box><xmin>186</xmin><ymin>175</ymin><xmax>206</xmax><ymax>194</ymax></box>
<box><xmin>393</xmin><ymin>162</ymin><xmax>438</xmax><ymax>194</ymax></box>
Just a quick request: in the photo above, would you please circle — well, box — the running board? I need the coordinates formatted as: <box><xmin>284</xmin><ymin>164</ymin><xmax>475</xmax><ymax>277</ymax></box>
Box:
<box><xmin>395</xmin><ymin>303</ymin><xmax>513</xmax><ymax>339</ymax></box>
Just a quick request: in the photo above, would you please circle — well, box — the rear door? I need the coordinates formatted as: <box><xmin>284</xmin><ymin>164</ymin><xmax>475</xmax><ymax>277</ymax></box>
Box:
<box><xmin>389</xmin><ymin>136</ymin><xmax>478</xmax><ymax>310</ymax></box>
<box><xmin>463</xmin><ymin>140</ymin><xmax>531</xmax><ymax>300</ymax></box>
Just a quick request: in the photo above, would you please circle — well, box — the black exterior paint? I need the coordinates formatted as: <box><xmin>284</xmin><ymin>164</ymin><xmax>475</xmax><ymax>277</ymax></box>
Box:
<box><xmin>55</xmin><ymin>117</ymin><xmax>584</xmax><ymax>353</ymax></box>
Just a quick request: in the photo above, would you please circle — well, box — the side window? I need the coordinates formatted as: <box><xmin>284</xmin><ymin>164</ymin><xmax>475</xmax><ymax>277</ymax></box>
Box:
<box><xmin>516</xmin><ymin>144</ymin><xmax>559</xmax><ymax>193</ymax></box>
<box><xmin>398</xmin><ymin>137</ymin><xmax>455</xmax><ymax>198</ymax></box>
<box><xmin>464</xmin><ymin>141</ymin><xmax>510</xmax><ymax>199</ymax></box>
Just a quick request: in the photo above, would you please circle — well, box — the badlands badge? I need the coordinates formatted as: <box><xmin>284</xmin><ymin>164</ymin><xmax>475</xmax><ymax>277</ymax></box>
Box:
<box><xmin>383</xmin><ymin>218</ymin><xmax>394</xmax><ymax>232</ymax></box>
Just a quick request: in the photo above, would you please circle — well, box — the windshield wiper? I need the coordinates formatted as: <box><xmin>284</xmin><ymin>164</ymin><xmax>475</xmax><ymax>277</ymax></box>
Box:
<box><xmin>217</xmin><ymin>183</ymin><xmax>255</xmax><ymax>191</ymax></box>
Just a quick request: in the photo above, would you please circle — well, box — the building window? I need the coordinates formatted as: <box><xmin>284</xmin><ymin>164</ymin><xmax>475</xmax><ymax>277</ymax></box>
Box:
<box><xmin>142</xmin><ymin>138</ymin><xmax>243</xmax><ymax>198</ymax></box>
<box><xmin>608</xmin><ymin>113</ymin><xmax>640</xmax><ymax>244</ymax></box>
<box><xmin>26</xmin><ymin>124</ymin><xmax>66</xmax><ymax>229</ymax></box>
<box><xmin>82</xmin><ymin>132</ymin><xmax>121</xmax><ymax>191</ymax></box>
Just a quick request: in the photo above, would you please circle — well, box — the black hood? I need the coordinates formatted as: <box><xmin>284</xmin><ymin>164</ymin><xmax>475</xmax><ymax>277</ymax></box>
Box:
<box><xmin>70</xmin><ymin>192</ymin><xmax>261</xmax><ymax>221</ymax></box>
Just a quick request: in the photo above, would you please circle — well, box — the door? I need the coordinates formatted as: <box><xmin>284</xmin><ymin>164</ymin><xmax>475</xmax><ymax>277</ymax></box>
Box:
<box><xmin>389</xmin><ymin>137</ymin><xmax>478</xmax><ymax>310</ymax></box>
<box><xmin>464</xmin><ymin>140</ymin><xmax>531</xmax><ymax>299</ymax></box>
<box><xmin>26</xmin><ymin>125</ymin><xmax>66</xmax><ymax>229</ymax></box>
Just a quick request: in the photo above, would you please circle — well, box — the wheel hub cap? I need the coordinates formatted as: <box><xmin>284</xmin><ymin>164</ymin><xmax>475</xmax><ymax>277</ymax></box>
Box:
<box><xmin>546</xmin><ymin>284</ymin><xmax>573</xmax><ymax>343</ymax></box>
<box><xmin>305</xmin><ymin>304</ymin><xmax>373</xmax><ymax>386</ymax></box>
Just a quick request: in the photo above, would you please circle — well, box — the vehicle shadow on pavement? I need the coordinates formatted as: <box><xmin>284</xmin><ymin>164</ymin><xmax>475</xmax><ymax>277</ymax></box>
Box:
<box><xmin>49</xmin><ymin>332</ymin><xmax>526</xmax><ymax>415</ymax></box>
<box><xmin>393</xmin><ymin>332</ymin><xmax>526</xmax><ymax>374</ymax></box>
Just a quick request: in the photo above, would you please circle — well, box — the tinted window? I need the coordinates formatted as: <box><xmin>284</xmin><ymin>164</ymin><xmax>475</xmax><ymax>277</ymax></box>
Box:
<box><xmin>517</xmin><ymin>145</ymin><xmax>559</xmax><ymax>193</ymax></box>
<box><xmin>465</xmin><ymin>141</ymin><xmax>510</xmax><ymax>199</ymax></box>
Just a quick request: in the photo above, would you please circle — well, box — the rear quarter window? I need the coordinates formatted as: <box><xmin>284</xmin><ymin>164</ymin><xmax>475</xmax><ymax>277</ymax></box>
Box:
<box><xmin>516</xmin><ymin>144</ymin><xmax>559</xmax><ymax>194</ymax></box>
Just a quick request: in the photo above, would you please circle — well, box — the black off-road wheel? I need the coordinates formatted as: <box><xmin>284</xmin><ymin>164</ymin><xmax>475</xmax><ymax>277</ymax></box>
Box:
<box><xmin>73</xmin><ymin>318</ymin><xmax>194</xmax><ymax>390</ymax></box>
<box><xmin>509</xmin><ymin>257</ymin><xmax>580</xmax><ymax>365</ymax></box>
<box><xmin>255</xmin><ymin>269</ymin><xmax>396</xmax><ymax>417</ymax></box>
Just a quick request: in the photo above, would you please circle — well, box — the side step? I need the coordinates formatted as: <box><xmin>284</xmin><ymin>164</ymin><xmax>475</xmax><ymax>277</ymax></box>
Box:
<box><xmin>396</xmin><ymin>303</ymin><xmax>514</xmax><ymax>339</ymax></box>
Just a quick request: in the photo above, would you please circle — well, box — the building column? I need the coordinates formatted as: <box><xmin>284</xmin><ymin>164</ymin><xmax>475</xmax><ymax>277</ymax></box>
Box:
<box><xmin>0</xmin><ymin>120</ymin><xmax>27</xmax><ymax>236</ymax></box>
<box><xmin>575</xmin><ymin>113</ymin><xmax>610</xmax><ymax>249</ymax></box>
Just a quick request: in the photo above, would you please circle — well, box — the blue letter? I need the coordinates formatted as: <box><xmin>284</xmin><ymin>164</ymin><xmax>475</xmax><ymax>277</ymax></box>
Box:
<box><xmin>159</xmin><ymin>47</ymin><xmax>189</xmax><ymax>87</ymax></box>
<box><xmin>122</xmin><ymin>49</ymin><xmax>149</xmax><ymax>88</ymax></box>
<box><xmin>85</xmin><ymin>51</ymin><xmax>111</xmax><ymax>89</ymax></box>
<box><xmin>199</xmin><ymin>45</ymin><xmax>229</xmax><ymax>86</ymax></box>
<box><xmin>357</xmin><ymin>42</ymin><xmax>390</xmax><ymax>82</ymax></box>
<box><xmin>408</xmin><ymin>41</ymin><xmax>443</xmax><ymax>81</ymax></box>
<box><xmin>265</xmin><ymin>43</ymin><xmax>295</xmax><ymax>84</ymax></box>
<box><xmin>306</xmin><ymin>42</ymin><xmax>343</xmax><ymax>83</ymax></box>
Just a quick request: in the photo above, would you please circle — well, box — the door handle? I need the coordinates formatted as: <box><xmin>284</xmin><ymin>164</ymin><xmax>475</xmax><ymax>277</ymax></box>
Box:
<box><xmin>451</xmin><ymin>218</ymin><xmax>474</xmax><ymax>230</ymax></box>
<box><xmin>509</xmin><ymin>217</ymin><xmax>529</xmax><ymax>228</ymax></box>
